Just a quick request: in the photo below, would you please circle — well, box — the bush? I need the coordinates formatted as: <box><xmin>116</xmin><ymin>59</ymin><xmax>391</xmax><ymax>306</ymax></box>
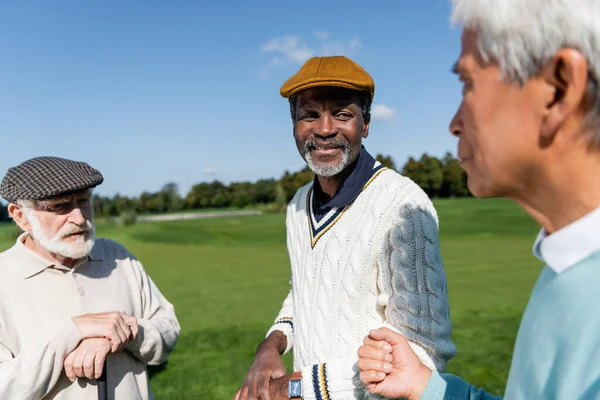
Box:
<box><xmin>119</xmin><ymin>210</ymin><xmax>137</xmax><ymax>227</ymax></box>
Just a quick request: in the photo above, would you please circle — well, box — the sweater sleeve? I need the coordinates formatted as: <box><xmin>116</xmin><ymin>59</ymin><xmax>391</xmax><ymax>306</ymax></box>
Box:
<box><xmin>422</xmin><ymin>371</ymin><xmax>503</xmax><ymax>400</ymax></box>
<box><xmin>125</xmin><ymin>259</ymin><xmax>181</xmax><ymax>365</ymax></box>
<box><xmin>378</xmin><ymin>188</ymin><xmax>456</xmax><ymax>370</ymax></box>
<box><xmin>265</xmin><ymin>284</ymin><xmax>294</xmax><ymax>354</ymax></box>
<box><xmin>0</xmin><ymin>317</ymin><xmax>84</xmax><ymax>399</ymax></box>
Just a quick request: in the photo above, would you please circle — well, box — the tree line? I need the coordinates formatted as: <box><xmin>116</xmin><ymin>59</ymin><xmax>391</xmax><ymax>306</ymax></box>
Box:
<box><xmin>0</xmin><ymin>152</ymin><xmax>469</xmax><ymax>221</ymax></box>
<box><xmin>90</xmin><ymin>152</ymin><xmax>469</xmax><ymax>218</ymax></box>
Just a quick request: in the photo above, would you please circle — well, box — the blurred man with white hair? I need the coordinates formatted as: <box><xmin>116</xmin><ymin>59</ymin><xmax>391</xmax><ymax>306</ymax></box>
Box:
<box><xmin>0</xmin><ymin>156</ymin><xmax>180</xmax><ymax>400</ymax></box>
<box><xmin>357</xmin><ymin>0</ymin><xmax>600</xmax><ymax>399</ymax></box>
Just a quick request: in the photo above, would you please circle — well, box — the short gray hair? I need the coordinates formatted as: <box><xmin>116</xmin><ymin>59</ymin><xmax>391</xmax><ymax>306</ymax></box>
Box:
<box><xmin>451</xmin><ymin>0</ymin><xmax>600</xmax><ymax>144</ymax></box>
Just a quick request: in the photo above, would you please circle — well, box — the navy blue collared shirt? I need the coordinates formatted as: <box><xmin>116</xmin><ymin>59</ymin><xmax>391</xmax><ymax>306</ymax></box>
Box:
<box><xmin>312</xmin><ymin>146</ymin><xmax>376</xmax><ymax>222</ymax></box>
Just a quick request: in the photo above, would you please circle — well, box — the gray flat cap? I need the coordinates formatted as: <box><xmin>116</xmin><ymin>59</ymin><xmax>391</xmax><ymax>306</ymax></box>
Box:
<box><xmin>0</xmin><ymin>156</ymin><xmax>103</xmax><ymax>203</ymax></box>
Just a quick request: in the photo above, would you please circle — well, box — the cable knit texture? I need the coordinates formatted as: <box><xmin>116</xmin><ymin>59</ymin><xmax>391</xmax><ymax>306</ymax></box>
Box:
<box><xmin>267</xmin><ymin>164</ymin><xmax>456</xmax><ymax>399</ymax></box>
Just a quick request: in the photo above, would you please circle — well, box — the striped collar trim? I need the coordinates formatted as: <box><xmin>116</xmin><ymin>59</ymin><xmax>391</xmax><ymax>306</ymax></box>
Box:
<box><xmin>306</xmin><ymin>163</ymin><xmax>387</xmax><ymax>248</ymax></box>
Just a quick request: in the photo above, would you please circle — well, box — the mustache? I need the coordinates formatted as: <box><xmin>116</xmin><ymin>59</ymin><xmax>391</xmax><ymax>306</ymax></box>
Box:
<box><xmin>303</xmin><ymin>138</ymin><xmax>349</xmax><ymax>153</ymax></box>
<box><xmin>56</xmin><ymin>220</ymin><xmax>94</xmax><ymax>240</ymax></box>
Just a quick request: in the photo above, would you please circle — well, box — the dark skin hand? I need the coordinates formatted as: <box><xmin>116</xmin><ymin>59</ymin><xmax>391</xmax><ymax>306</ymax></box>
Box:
<box><xmin>234</xmin><ymin>331</ymin><xmax>288</xmax><ymax>400</ymax></box>
<box><xmin>268</xmin><ymin>374</ymin><xmax>292</xmax><ymax>400</ymax></box>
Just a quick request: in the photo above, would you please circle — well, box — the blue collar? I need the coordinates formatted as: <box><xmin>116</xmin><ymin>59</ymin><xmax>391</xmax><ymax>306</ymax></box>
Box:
<box><xmin>312</xmin><ymin>146</ymin><xmax>376</xmax><ymax>218</ymax></box>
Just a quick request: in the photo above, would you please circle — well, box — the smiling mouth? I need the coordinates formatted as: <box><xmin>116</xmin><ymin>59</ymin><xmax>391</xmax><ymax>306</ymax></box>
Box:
<box><xmin>309</xmin><ymin>146</ymin><xmax>343</xmax><ymax>156</ymax></box>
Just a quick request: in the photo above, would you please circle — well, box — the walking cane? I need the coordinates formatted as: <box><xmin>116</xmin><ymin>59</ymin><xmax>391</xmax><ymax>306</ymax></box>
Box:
<box><xmin>97</xmin><ymin>361</ymin><xmax>107</xmax><ymax>400</ymax></box>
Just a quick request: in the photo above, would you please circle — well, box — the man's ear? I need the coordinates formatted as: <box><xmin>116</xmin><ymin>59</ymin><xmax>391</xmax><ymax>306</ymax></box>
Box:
<box><xmin>7</xmin><ymin>203</ymin><xmax>31</xmax><ymax>232</ymax></box>
<box><xmin>539</xmin><ymin>48</ymin><xmax>589</xmax><ymax>141</ymax></box>
<box><xmin>362</xmin><ymin>120</ymin><xmax>370</xmax><ymax>139</ymax></box>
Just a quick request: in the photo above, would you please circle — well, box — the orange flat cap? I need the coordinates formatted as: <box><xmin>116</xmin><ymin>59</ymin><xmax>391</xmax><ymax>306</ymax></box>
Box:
<box><xmin>280</xmin><ymin>55</ymin><xmax>375</xmax><ymax>100</ymax></box>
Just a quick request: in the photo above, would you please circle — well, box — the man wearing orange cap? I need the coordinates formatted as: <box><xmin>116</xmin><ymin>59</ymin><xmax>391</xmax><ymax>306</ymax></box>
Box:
<box><xmin>235</xmin><ymin>56</ymin><xmax>455</xmax><ymax>400</ymax></box>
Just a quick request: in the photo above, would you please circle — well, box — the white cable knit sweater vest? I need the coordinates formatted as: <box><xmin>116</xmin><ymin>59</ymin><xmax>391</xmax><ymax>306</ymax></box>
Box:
<box><xmin>267</xmin><ymin>163</ymin><xmax>456</xmax><ymax>400</ymax></box>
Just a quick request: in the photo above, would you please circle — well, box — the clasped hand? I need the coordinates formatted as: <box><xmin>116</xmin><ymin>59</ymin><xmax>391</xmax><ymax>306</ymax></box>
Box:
<box><xmin>63</xmin><ymin>311</ymin><xmax>138</xmax><ymax>382</ymax></box>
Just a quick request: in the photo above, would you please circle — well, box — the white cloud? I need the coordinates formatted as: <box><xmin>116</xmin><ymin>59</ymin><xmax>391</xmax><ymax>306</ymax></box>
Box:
<box><xmin>204</xmin><ymin>167</ymin><xmax>217</xmax><ymax>176</ymax></box>
<box><xmin>261</xmin><ymin>35</ymin><xmax>314</xmax><ymax>64</ymax></box>
<box><xmin>260</xmin><ymin>34</ymin><xmax>362</xmax><ymax>76</ymax></box>
<box><xmin>313</xmin><ymin>31</ymin><xmax>331</xmax><ymax>40</ymax></box>
<box><xmin>371</xmin><ymin>104</ymin><xmax>396</xmax><ymax>122</ymax></box>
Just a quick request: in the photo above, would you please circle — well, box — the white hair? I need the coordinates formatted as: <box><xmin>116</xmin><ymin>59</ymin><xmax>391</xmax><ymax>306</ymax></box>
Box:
<box><xmin>451</xmin><ymin>0</ymin><xmax>600</xmax><ymax>144</ymax></box>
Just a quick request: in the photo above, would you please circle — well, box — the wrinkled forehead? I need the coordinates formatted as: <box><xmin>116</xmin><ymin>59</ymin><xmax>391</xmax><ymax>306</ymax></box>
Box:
<box><xmin>296</xmin><ymin>87</ymin><xmax>363</xmax><ymax>109</ymax></box>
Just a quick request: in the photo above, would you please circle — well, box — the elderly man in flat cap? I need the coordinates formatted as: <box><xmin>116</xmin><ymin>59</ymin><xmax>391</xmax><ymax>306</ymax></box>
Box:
<box><xmin>235</xmin><ymin>56</ymin><xmax>455</xmax><ymax>400</ymax></box>
<box><xmin>0</xmin><ymin>156</ymin><xmax>180</xmax><ymax>400</ymax></box>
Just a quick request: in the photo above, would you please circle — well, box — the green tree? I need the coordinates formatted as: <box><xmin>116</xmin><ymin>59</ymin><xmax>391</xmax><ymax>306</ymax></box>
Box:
<box><xmin>160</xmin><ymin>182</ymin><xmax>183</xmax><ymax>212</ymax></box>
<box><xmin>279</xmin><ymin>167</ymin><xmax>313</xmax><ymax>201</ymax></box>
<box><xmin>440</xmin><ymin>152</ymin><xmax>470</xmax><ymax>197</ymax></box>
<box><xmin>0</xmin><ymin>202</ymin><xmax>9</xmax><ymax>222</ymax></box>
<box><xmin>418</xmin><ymin>154</ymin><xmax>444</xmax><ymax>197</ymax></box>
<box><xmin>274</xmin><ymin>183</ymin><xmax>287</xmax><ymax>207</ymax></box>
<box><xmin>401</xmin><ymin>156</ymin><xmax>421</xmax><ymax>184</ymax></box>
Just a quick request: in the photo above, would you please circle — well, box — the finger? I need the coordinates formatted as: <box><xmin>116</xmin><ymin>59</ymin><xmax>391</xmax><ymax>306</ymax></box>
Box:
<box><xmin>64</xmin><ymin>352</ymin><xmax>77</xmax><ymax>382</ymax></box>
<box><xmin>83</xmin><ymin>351</ymin><xmax>96</xmax><ymax>379</ymax></box>
<box><xmin>94</xmin><ymin>349</ymin><xmax>107</xmax><ymax>380</ymax></box>
<box><xmin>248</xmin><ymin>382</ymin><xmax>259</xmax><ymax>400</ymax></box>
<box><xmin>73</xmin><ymin>350</ymin><xmax>86</xmax><ymax>377</ymax></box>
<box><xmin>357</xmin><ymin>358</ymin><xmax>393</xmax><ymax>373</ymax></box>
<box><xmin>368</xmin><ymin>328</ymin><xmax>406</xmax><ymax>346</ymax></box>
<box><xmin>116</xmin><ymin>315</ymin><xmax>132</xmax><ymax>341</ymax></box>
<box><xmin>112</xmin><ymin>319</ymin><xmax>128</xmax><ymax>348</ymax></box>
<box><xmin>358</xmin><ymin>344</ymin><xmax>393</xmax><ymax>362</ymax></box>
<box><xmin>107</xmin><ymin>321</ymin><xmax>127</xmax><ymax>353</ymax></box>
<box><xmin>257</xmin><ymin>377</ymin><xmax>271</xmax><ymax>400</ymax></box>
<box><xmin>239</xmin><ymin>385</ymin><xmax>249</xmax><ymax>400</ymax></box>
<box><xmin>233</xmin><ymin>388</ymin><xmax>242</xmax><ymax>400</ymax></box>
<box><xmin>122</xmin><ymin>314</ymin><xmax>139</xmax><ymax>340</ymax></box>
<box><xmin>362</xmin><ymin>336</ymin><xmax>393</xmax><ymax>353</ymax></box>
<box><xmin>360</xmin><ymin>370</ymin><xmax>387</xmax><ymax>386</ymax></box>
<box><xmin>117</xmin><ymin>319</ymin><xmax>132</xmax><ymax>350</ymax></box>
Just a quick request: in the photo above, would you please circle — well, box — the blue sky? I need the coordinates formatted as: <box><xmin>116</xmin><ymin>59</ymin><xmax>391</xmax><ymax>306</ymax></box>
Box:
<box><xmin>0</xmin><ymin>0</ymin><xmax>464</xmax><ymax>198</ymax></box>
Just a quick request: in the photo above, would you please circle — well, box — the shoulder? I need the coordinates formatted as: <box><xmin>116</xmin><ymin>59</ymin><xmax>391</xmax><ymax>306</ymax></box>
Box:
<box><xmin>0</xmin><ymin>243</ymin><xmax>21</xmax><ymax>279</ymax></box>
<box><xmin>287</xmin><ymin>182</ymin><xmax>313</xmax><ymax>212</ymax></box>
<box><xmin>373</xmin><ymin>169</ymin><xmax>438</xmax><ymax>218</ymax></box>
<box><xmin>91</xmin><ymin>238</ymin><xmax>137</xmax><ymax>261</ymax></box>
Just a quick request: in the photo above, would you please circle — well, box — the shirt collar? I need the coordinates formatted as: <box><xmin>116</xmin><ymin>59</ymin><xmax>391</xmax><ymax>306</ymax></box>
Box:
<box><xmin>533</xmin><ymin>206</ymin><xmax>600</xmax><ymax>274</ymax></box>
<box><xmin>10</xmin><ymin>233</ymin><xmax>103</xmax><ymax>279</ymax></box>
<box><xmin>312</xmin><ymin>146</ymin><xmax>376</xmax><ymax>209</ymax></box>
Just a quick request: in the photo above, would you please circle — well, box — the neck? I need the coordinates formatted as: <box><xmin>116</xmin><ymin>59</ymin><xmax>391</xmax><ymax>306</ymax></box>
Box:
<box><xmin>511</xmin><ymin>147</ymin><xmax>600</xmax><ymax>234</ymax></box>
<box><xmin>316</xmin><ymin>175</ymin><xmax>344</xmax><ymax>198</ymax></box>
<box><xmin>24</xmin><ymin>234</ymin><xmax>76</xmax><ymax>268</ymax></box>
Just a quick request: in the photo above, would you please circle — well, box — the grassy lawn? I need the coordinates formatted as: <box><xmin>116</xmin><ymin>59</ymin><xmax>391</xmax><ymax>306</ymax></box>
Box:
<box><xmin>0</xmin><ymin>197</ymin><xmax>543</xmax><ymax>398</ymax></box>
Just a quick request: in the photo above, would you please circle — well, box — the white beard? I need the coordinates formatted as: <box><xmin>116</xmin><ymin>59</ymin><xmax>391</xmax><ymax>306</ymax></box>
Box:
<box><xmin>23</xmin><ymin>209</ymin><xmax>95</xmax><ymax>260</ymax></box>
<box><xmin>305</xmin><ymin>146</ymin><xmax>354</xmax><ymax>178</ymax></box>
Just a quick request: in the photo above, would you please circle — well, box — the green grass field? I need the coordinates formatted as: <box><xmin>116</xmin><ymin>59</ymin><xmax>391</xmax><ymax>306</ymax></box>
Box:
<box><xmin>0</xmin><ymin>198</ymin><xmax>543</xmax><ymax>398</ymax></box>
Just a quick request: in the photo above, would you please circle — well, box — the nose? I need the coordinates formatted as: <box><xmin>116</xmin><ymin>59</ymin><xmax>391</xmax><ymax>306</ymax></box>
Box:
<box><xmin>68</xmin><ymin>207</ymin><xmax>87</xmax><ymax>226</ymax></box>
<box><xmin>449</xmin><ymin>102</ymin><xmax>463</xmax><ymax>137</ymax></box>
<box><xmin>314</xmin><ymin>113</ymin><xmax>337</xmax><ymax>138</ymax></box>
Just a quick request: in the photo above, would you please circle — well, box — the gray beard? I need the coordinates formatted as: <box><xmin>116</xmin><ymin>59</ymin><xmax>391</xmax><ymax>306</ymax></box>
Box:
<box><xmin>303</xmin><ymin>139</ymin><xmax>356</xmax><ymax>178</ymax></box>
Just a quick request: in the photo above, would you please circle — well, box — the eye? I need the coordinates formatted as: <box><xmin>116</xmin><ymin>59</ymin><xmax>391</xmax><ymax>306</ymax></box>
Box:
<box><xmin>300</xmin><ymin>111</ymin><xmax>318</xmax><ymax>122</ymax></box>
<box><xmin>47</xmin><ymin>203</ymin><xmax>68</xmax><ymax>213</ymax></box>
<box><xmin>335</xmin><ymin>112</ymin><xmax>352</xmax><ymax>121</ymax></box>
